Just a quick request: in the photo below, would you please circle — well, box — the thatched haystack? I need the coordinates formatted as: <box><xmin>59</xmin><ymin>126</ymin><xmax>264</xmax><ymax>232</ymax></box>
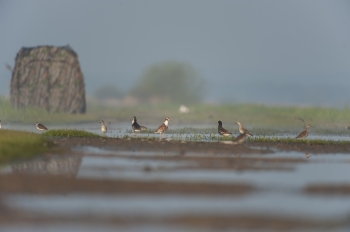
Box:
<box><xmin>10</xmin><ymin>45</ymin><xmax>86</xmax><ymax>113</ymax></box>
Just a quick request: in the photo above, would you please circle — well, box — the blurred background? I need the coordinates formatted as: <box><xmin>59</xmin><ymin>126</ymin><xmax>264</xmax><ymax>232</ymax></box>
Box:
<box><xmin>1</xmin><ymin>0</ymin><xmax>350</xmax><ymax>107</ymax></box>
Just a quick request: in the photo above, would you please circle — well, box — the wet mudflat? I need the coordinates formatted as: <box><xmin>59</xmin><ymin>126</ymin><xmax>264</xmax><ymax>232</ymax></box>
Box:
<box><xmin>1</xmin><ymin>137</ymin><xmax>350</xmax><ymax>231</ymax></box>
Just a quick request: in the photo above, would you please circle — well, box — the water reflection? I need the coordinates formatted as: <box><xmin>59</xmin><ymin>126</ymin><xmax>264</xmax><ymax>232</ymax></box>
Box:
<box><xmin>3</xmin><ymin>146</ymin><xmax>350</xmax><ymax>232</ymax></box>
<box><xmin>12</xmin><ymin>156</ymin><xmax>82</xmax><ymax>178</ymax></box>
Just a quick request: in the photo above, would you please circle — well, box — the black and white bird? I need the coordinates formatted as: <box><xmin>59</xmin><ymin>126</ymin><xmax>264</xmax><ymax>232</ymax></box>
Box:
<box><xmin>218</xmin><ymin>121</ymin><xmax>232</xmax><ymax>136</ymax></box>
<box><xmin>132</xmin><ymin>116</ymin><xmax>147</xmax><ymax>133</ymax></box>
<box><xmin>100</xmin><ymin>120</ymin><xmax>108</xmax><ymax>134</ymax></box>
<box><xmin>154</xmin><ymin>118</ymin><xmax>170</xmax><ymax>135</ymax></box>
<box><xmin>235</xmin><ymin>121</ymin><xmax>253</xmax><ymax>136</ymax></box>
<box><xmin>0</xmin><ymin>120</ymin><xmax>2</xmax><ymax>129</ymax></box>
<box><xmin>296</xmin><ymin>124</ymin><xmax>312</xmax><ymax>139</ymax></box>
<box><xmin>35</xmin><ymin>122</ymin><xmax>48</xmax><ymax>131</ymax></box>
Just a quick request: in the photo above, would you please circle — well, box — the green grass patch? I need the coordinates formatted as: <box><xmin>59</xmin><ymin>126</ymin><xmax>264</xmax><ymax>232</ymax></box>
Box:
<box><xmin>125</xmin><ymin>127</ymin><xmax>216</xmax><ymax>134</ymax></box>
<box><xmin>0</xmin><ymin>130</ymin><xmax>52</xmax><ymax>164</ymax></box>
<box><xmin>87</xmin><ymin>101</ymin><xmax>350</xmax><ymax>131</ymax></box>
<box><xmin>42</xmin><ymin>129</ymin><xmax>101</xmax><ymax>138</ymax></box>
<box><xmin>248</xmin><ymin>136</ymin><xmax>350</xmax><ymax>145</ymax></box>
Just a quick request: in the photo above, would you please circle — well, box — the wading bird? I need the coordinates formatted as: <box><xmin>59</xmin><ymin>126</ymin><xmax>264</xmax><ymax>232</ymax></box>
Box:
<box><xmin>132</xmin><ymin>116</ymin><xmax>147</xmax><ymax>134</ymax></box>
<box><xmin>154</xmin><ymin>118</ymin><xmax>170</xmax><ymax>138</ymax></box>
<box><xmin>100</xmin><ymin>120</ymin><xmax>108</xmax><ymax>134</ymax></box>
<box><xmin>235</xmin><ymin>121</ymin><xmax>253</xmax><ymax>136</ymax></box>
<box><xmin>218</xmin><ymin>121</ymin><xmax>232</xmax><ymax>136</ymax></box>
<box><xmin>296</xmin><ymin>124</ymin><xmax>312</xmax><ymax>139</ymax></box>
<box><xmin>35</xmin><ymin>122</ymin><xmax>48</xmax><ymax>131</ymax></box>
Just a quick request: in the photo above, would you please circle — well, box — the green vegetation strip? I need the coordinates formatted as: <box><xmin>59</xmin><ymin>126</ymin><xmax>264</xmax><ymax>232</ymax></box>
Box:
<box><xmin>2</xmin><ymin>95</ymin><xmax>350</xmax><ymax>131</ymax></box>
<box><xmin>43</xmin><ymin>129</ymin><xmax>101</xmax><ymax>138</ymax></box>
<box><xmin>0</xmin><ymin>130</ymin><xmax>52</xmax><ymax>164</ymax></box>
<box><xmin>165</xmin><ymin>134</ymin><xmax>350</xmax><ymax>144</ymax></box>
<box><xmin>248</xmin><ymin>137</ymin><xmax>350</xmax><ymax>145</ymax></box>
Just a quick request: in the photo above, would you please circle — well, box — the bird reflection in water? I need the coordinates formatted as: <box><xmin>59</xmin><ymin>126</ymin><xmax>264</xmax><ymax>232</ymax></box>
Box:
<box><xmin>12</xmin><ymin>155</ymin><xmax>82</xmax><ymax>178</ymax></box>
<box><xmin>305</xmin><ymin>153</ymin><xmax>312</xmax><ymax>159</ymax></box>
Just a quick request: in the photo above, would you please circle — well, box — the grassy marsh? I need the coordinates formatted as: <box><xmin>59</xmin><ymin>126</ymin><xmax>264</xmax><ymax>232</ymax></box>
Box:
<box><xmin>2</xmin><ymin>96</ymin><xmax>350</xmax><ymax>132</ymax></box>
<box><xmin>0</xmin><ymin>130</ymin><xmax>52</xmax><ymax>164</ymax></box>
<box><xmin>126</xmin><ymin>126</ymin><xmax>350</xmax><ymax>137</ymax></box>
<box><xmin>155</xmin><ymin>133</ymin><xmax>350</xmax><ymax>144</ymax></box>
<box><xmin>43</xmin><ymin>129</ymin><xmax>101</xmax><ymax>138</ymax></box>
<box><xmin>89</xmin><ymin>102</ymin><xmax>350</xmax><ymax>128</ymax></box>
<box><xmin>247</xmin><ymin>136</ymin><xmax>350</xmax><ymax>145</ymax></box>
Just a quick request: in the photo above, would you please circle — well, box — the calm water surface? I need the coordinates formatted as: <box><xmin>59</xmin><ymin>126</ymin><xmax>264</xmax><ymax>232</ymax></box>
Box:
<box><xmin>2</xmin><ymin>123</ymin><xmax>350</xmax><ymax>231</ymax></box>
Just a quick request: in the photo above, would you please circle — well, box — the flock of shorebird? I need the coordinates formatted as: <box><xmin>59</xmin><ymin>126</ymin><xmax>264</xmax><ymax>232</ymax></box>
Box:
<box><xmin>0</xmin><ymin>116</ymin><xmax>315</xmax><ymax>143</ymax></box>
<box><xmin>100</xmin><ymin>116</ymin><xmax>314</xmax><ymax>143</ymax></box>
<box><xmin>217</xmin><ymin>120</ymin><xmax>313</xmax><ymax>143</ymax></box>
<box><xmin>101</xmin><ymin>116</ymin><xmax>170</xmax><ymax>137</ymax></box>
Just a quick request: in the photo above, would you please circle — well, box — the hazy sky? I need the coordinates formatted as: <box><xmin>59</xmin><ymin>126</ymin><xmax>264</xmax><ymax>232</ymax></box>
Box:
<box><xmin>1</xmin><ymin>0</ymin><xmax>350</xmax><ymax>106</ymax></box>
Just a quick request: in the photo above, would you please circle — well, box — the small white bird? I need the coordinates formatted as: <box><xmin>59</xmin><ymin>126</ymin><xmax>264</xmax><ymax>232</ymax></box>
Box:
<box><xmin>35</xmin><ymin>122</ymin><xmax>48</xmax><ymax>131</ymax></box>
<box><xmin>100</xmin><ymin>120</ymin><xmax>107</xmax><ymax>134</ymax></box>
<box><xmin>235</xmin><ymin>121</ymin><xmax>253</xmax><ymax>136</ymax></box>
<box><xmin>179</xmin><ymin>105</ymin><xmax>189</xmax><ymax>114</ymax></box>
<box><xmin>154</xmin><ymin>118</ymin><xmax>170</xmax><ymax>135</ymax></box>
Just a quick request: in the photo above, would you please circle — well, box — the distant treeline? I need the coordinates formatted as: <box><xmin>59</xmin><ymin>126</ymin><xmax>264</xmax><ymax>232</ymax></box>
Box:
<box><xmin>94</xmin><ymin>61</ymin><xmax>206</xmax><ymax>104</ymax></box>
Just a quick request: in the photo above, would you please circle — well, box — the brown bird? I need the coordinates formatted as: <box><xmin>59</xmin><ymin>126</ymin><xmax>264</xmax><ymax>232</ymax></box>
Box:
<box><xmin>132</xmin><ymin>116</ymin><xmax>147</xmax><ymax>133</ymax></box>
<box><xmin>235</xmin><ymin>121</ymin><xmax>253</xmax><ymax>136</ymax></box>
<box><xmin>218</xmin><ymin>121</ymin><xmax>232</xmax><ymax>136</ymax></box>
<box><xmin>296</xmin><ymin>124</ymin><xmax>312</xmax><ymax>139</ymax></box>
<box><xmin>35</xmin><ymin>122</ymin><xmax>48</xmax><ymax>131</ymax></box>
<box><xmin>154</xmin><ymin>118</ymin><xmax>170</xmax><ymax>135</ymax></box>
<box><xmin>100</xmin><ymin>120</ymin><xmax>107</xmax><ymax>134</ymax></box>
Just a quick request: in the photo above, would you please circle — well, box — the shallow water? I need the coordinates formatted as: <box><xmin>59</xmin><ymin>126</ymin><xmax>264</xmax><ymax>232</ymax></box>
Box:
<box><xmin>76</xmin><ymin>161</ymin><xmax>350</xmax><ymax>189</ymax></box>
<box><xmin>67</xmin><ymin>147</ymin><xmax>350</xmax><ymax>189</ymax></box>
<box><xmin>2</xmin><ymin>140</ymin><xmax>350</xmax><ymax>231</ymax></box>
<box><xmin>5</xmin><ymin>193</ymin><xmax>350</xmax><ymax>219</ymax></box>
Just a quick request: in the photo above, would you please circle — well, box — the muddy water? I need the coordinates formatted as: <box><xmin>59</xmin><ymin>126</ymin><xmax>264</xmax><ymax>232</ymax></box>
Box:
<box><xmin>1</xmin><ymin>138</ymin><xmax>350</xmax><ymax>231</ymax></box>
